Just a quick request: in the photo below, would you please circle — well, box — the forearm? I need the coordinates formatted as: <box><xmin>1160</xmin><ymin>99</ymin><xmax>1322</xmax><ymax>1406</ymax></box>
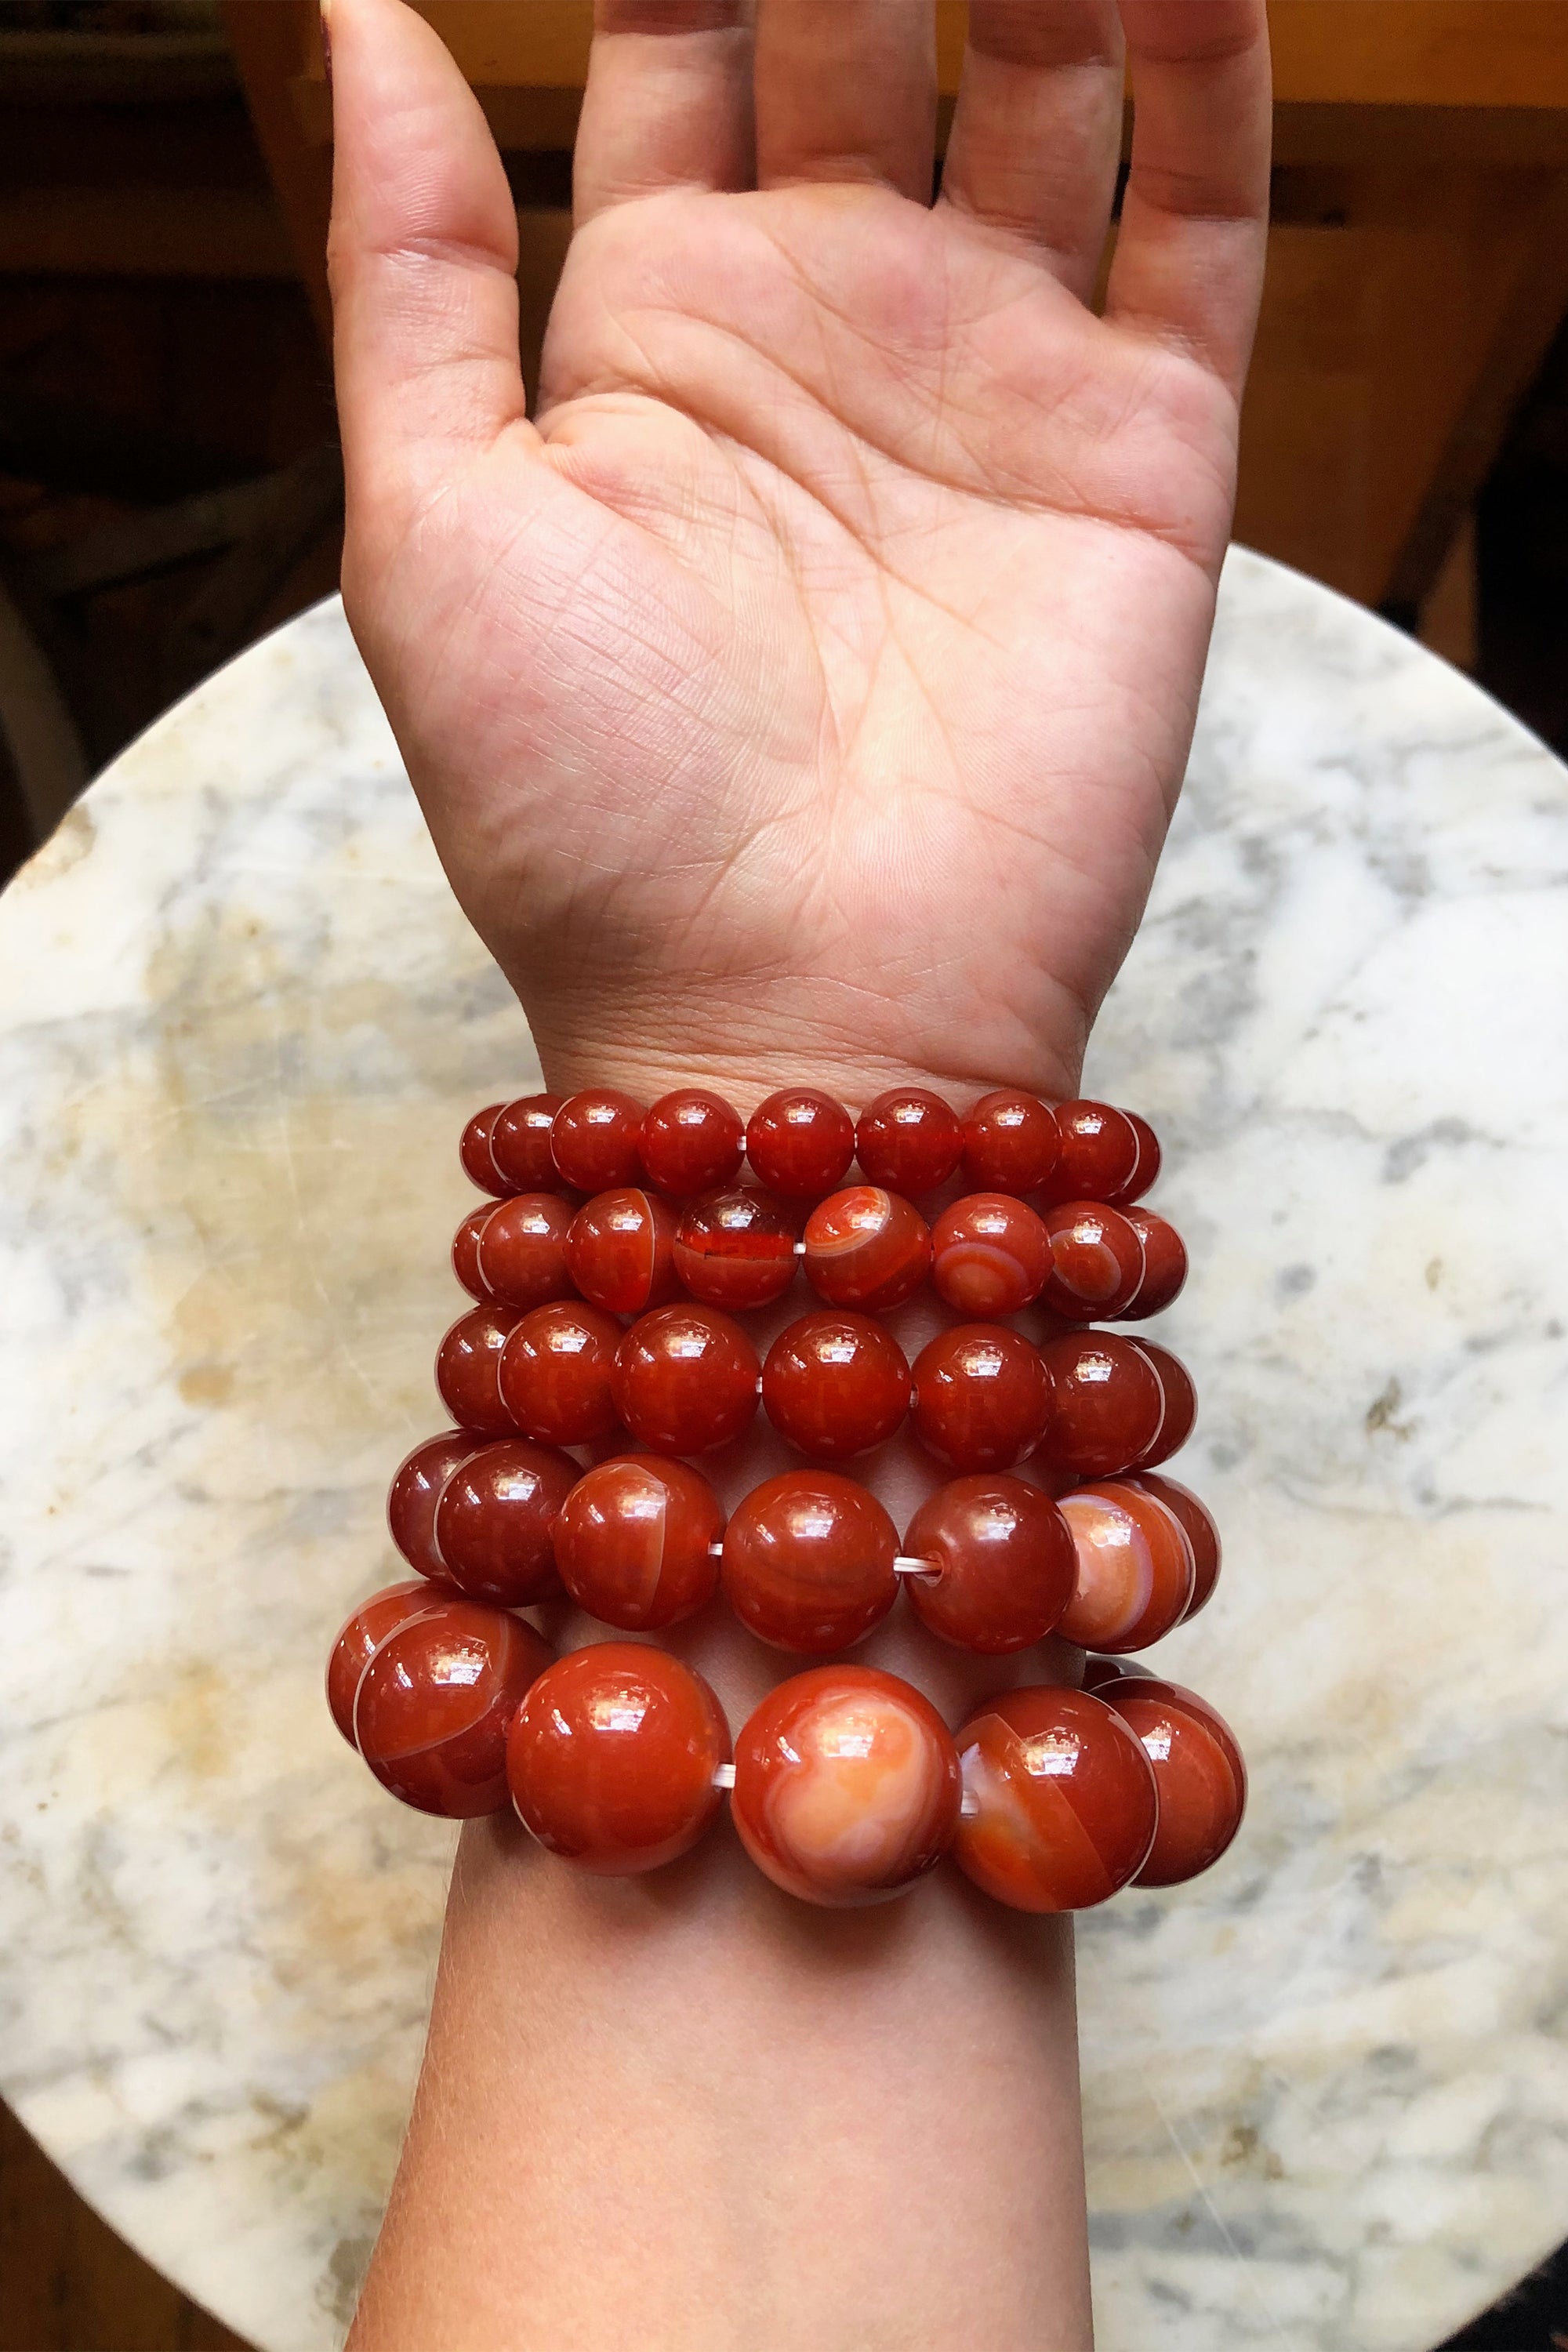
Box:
<box><xmin>349</xmin><ymin>1049</ymin><xmax>1095</xmax><ymax>2352</ymax></box>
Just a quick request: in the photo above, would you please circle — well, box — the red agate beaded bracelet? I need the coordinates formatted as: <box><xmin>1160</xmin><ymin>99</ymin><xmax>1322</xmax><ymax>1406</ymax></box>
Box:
<box><xmin>328</xmin><ymin>1080</ymin><xmax>1243</xmax><ymax>1913</ymax></box>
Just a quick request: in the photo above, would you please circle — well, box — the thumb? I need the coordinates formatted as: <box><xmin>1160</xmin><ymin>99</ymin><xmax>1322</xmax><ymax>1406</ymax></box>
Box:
<box><xmin>325</xmin><ymin>0</ymin><xmax>533</xmax><ymax>532</ymax></box>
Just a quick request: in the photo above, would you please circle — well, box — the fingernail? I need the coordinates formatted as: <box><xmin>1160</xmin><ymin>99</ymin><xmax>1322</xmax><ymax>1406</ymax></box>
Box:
<box><xmin>319</xmin><ymin>0</ymin><xmax>332</xmax><ymax>87</ymax></box>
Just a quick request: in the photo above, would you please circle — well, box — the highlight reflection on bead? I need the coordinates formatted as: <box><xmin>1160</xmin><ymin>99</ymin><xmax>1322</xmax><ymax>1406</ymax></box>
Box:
<box><xmin>732</xmin><ymin>1666</ymin><xmax>961</xmax><ymax>1906</ymax></box>
<box><xmin>855</xmin><ymin>1089</ymin><xmax>964</xmax><ymax>1195</ymax></box>
<box><xmin>761</xmin><ymin>1310</ymin><xmax>911</xmax><ymax>1460</ymax></box>
<box><xmin>746</xmin><ymin>1088</ymin><xmax>855</xmax><ymax>1199</ymax></box>
<box><xmin>498</xmin><ymin>1301</ymin><xmax>622</xmax><ymax>1446</ymax></box>
<box><xmin>554</xmin><ymin>1454</ymin><xmax>724</xmax><ymax>1630</ymax></box>
<box><xmin>1040</xmin><ymin>1202</ymin><xmax>1145</xmax><ymax>1321</ymax></box>
<box><xmin>953</xmin><ymin>1685</ymin><xmax>1157</xmax><ymax>1911</ymax></box>
<box><xmin>477</xmin><ymin>1192</ymin><xmax>575</xmax><ymax>1312</ymax></box>
<box><xmin>912</xmin><ymin>1323</ymin><xmax>1050</xmax><ymax>1472</ymax></box>
<box><xmin>1056</xmin><ymin>1479</ymin><xmax>1196</xmax><ymax>1652</ymax></box>
<box><xmin>612</xmin><ymin>1304</ymin><xmax>761</xmax><ymax>1454</ymax></box>
<box><xmin>722</xmin><ymin>1470</ymin><xmax>898</xmax><ymax>1651</ymax></box>
<box><xmin>673</xmin><ymin>1186</ymin><xmax>798</xmax><ymax>1308</ymax></box>
<box><xmin>960</xmin><ymin>1089</ymin><xmax>1060</xmax><ymax>1193</ymax></box>
<box><xmin>552</xmin><ymin>1088</ymin><xmax>646</xmax><ymax>1192</ymax></box>
<box><xmin>508</xmin><ymin>1643</ymin><xmax>730</xmax><ymax>1874</ymax></box>
<box><xmin>1096</xmin><ymin>1674</ymin><xmax>1247</xmax><ymax>1886</ymax></box>
<box><xmin>639</xmin><ymin>1088</ymin><xmax>745</xmax><ymax>1196</ymax></box>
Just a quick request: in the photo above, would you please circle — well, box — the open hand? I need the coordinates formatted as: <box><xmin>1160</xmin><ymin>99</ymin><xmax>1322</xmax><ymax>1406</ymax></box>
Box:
<box><xmin>328</xmin><ymin>0</ymin><xmax>1269</xmax><ymax>1102</ymax></box>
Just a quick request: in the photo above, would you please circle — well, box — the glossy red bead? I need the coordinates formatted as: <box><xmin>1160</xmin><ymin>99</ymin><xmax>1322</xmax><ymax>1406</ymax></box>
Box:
<box><xmin>902</xmin><ymin>1475</ymin><xmax>1076</xmax><ymax>1653</ymax></box>
<box><xmin>855</xmin><ymin>1087</ymin><xmax>964</xmax><ymax>1196</ymax></box>
<box><xmin>1121</xmin><ymin>1209</ymin><xmax>1187</xmax><ymax>1318</ymax></box>
<box><xmin>1039</xmin><ymin>1331</ymin><xmax>1164</xmax><ymax>1481</ymax></box>
<box><xmin>746</xmin><ymin>1087</ymin><xmax>855</xmax><ymax>1199</ymax></box>
<box><xmin>911</xmin><ymin>1323</ymin><xmax>1050</xmax><ymax>1472</ymax></box>
<box><xmin>1043</xmin><ymin>1102</ymin><xmax>1145</xmax><ymax>1207</ymax></box>
<box><xmin>672</xmin><ymin>1185</ymin><xmax>799</xmax><ymax>1309</ymax></box>
<box><xmin>489</xmin><ymin>1093</ymin><xmax>565</xmax><ymax>1192</ymax></box>
<box><xmin>1056</xmin><ymin>1478</ymin><xmax>1196</xmax><ymax>1652</ymax></box>
<box><xmin>498</xmin><ymin>1301</ymin><xmax>623</xmax><ymax>1446</ymax></box>
<box><xmin>459</xmin><ymin>1103</ymin><xmax>510</xmax><ymax>1197</ymax></box>
<box><xmin>761</xmin><ymin>1311</ymin><xmax>911</xmax><ymax>1460</ymax></box>
<box><xmin>802</xmin><ymin>1185</ymin><xmax>931</xmax><ymax>1311</ymax></box>
<box><xmin>476</xmin><ymin>1192</ymin><xmax>575</xmax><ymax>1312</ymax></box>
<box><xmin>960</xmin><ymin>1089</ymin><xmax>1060</xmax><ymax>1194</ymax></box>
<box><xmin>1108</xmin><ymin>1110</ymin><xmax>1161</xmax><ymax>1207</ymax></box>
<box><xmin>508</xmin><ymin>1643</ymin><xmax>730</xmax><ymax>1873</ymax></box>
<box><xmin>1127</xmin><ymin>1471</ymin><xmax>1221</xmax><ymax>1617</ymax></box>
<box><xmin>554</xmin><ymin>1454</ymin><xmax>724</xmax><ymax>1630</ymax></box>
<box><xmin>722</xmin><ymin>1470</ymin><xmax>898</xmax><ymax>1652</ymax></box>
<box><xmin>953</xmin><ymin>1684</ymin><xmax>1158</xmax><ymax>1911</ymax></box>
<box><xmin>431</xmin><ymin>1437</ymin><xmax>579</xmax><ymax>1606</ymax></box>
<box><xmin>639</xmin><ymin>1088</ymin><xmax>745</xmax><ymax>1195</ymax></box>
<box><xmin>551</xmin><ymin>1088</ymin><xmax>646</xmax><ymax>1192</ymax></box>
<box><xmin>1097</xmin><ymin>1676</ymin><xmax>1247</xmax><ymax>1886</ymax></box>
<box><xmin>930</xmin><ymin>1192</ymin><xmax>1051</xmax><ymax>1316</ymax></box>
<box><xmin>452</xmin><ymin>1203</ymin><xmax>497</xmax><ymax>1301</ymax></box>
<box><xmin>566</xmin><ymin>1188</ymin><xmax>680</xmax><ymax>1315</ymax></box>
<box><xmin>1134</xmin><ymin>1341</ymin><xmax>1196</xmax><ymax>1467</ymax></box>
<box><xmin>612</xmin><ymin>1304</ymin><xmax>761</xmax><ymax>1454</ymax></box>
<box><xmin>1080</xmin><ymin>1654</ymin><xmax>1154</xmax><ymax>1694</ymax></box>
<box><xmin>355</xmin><ymin>1599</ymin><xmax>553</xmax><ymax>1817</ymax></box>
<box><xmin>387</xmin><ymin>1429</ymin><xmax>487</xmax><ymax>1576</ymax></box>
<box><xmin>436</xmin><ymin>1305</ymin><xmax>521</xmax><ymax>1437</ymax></box>
<box><xmin>1040</xmin><ymin>1202</ymin><xmax>1145</xmax><ymax>1321</ymax></box>
<box><xmin>325</xmin><ymin>1579</ymin><xmax>445</xmax><ymax>1747</ymax></box>
<box><xmin>732</xmin><ymin>1667</ymin><xmax>961</xmax><ymax>1907</ymax></box>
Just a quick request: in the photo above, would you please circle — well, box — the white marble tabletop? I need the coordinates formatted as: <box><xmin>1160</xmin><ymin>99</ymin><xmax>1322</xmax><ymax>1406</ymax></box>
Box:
<box><xmin>0</xmin><ymin>548</ymin><xmax>1564</xmax><ymax>2352</ymax></box>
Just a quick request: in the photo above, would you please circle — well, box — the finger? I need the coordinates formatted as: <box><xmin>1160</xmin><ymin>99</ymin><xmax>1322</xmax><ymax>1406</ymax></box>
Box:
<box><xmin>326</xmin><ymin>0</ymin><xmax>531</xmax><ymax>521</ymax></box>
<box><xmin>1103</xmin><ymin>0</ymin><xmax>1272</xmax><ymax>390</ymax></box>
<box><xmin>939</xmin><ymin>0</ymin><xmax>1126</xmax><ymax>299</ymax></box>
<box><xmin>575</xmin><ymin>1</ymin><xmax>755</xmax><ymax>225</ymax></box>
<box><xmin>753</xmin><ymin>0</ymin><xmax>936</xmax><ymax>201</ymax></box>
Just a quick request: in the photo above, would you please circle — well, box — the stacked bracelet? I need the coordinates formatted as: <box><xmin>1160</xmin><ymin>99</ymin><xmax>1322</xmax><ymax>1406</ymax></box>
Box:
<box><xmin>328</xmin><ymin>1083</ymin><xmax>1245</xmax><ymax>1913</ymax></box>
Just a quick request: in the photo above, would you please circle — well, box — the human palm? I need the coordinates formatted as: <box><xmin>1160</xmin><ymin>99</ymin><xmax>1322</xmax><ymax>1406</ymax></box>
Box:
<box><xmin>330</xmin><ymin>0</ymin><xmax>1269</xmax><ymax>1100</ymax></box>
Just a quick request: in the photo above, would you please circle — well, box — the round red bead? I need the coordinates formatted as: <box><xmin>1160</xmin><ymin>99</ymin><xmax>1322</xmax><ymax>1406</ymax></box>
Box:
<box><xmin>1039</xmin><ymin>1201</ymin><xmax>1145</xmax><ymax>1321</ymax></box>
<box><xmin>388</xmin><ymin>1428</ymin><xmax>487</xmax><ymax>1577</ymax></box>
<box><xmin>431</xmin><ymin>1437</ymin><xmax>579</xmax><ymax>1606</ymax></box>
<box><xmin>1039</xmin><ymin>1330</ymin><xmax>1164</xmax><ymax>1480</ymax></box>
<box><xmin>960</xmin><ymin>1089</ymin><xmax>1060</xmax><ymax>1194</ymax></box>
<box><xmin>1097</xmin><ymin>1675</ymin><xmax>1247</xmax><ymax>1886</ymax></box>
<box><xmin>911</xmin><ymin>1323</ymin><xmax>1049</xmax><ymax>1472</ymax></box>
<box><xmin>1121</xmin><ymin>1208</ymin><xmax>1187</xmax><ymax>1318</ymax></box>
<box><xmin>953</xmin><ymin>1684</ymin><xmax>1158</xmax><ymax>1911</ymax></box>
<box><xmin>732</xmin><ymin>1666</ymin><xmax>961</xmax><ymax>1907</ymax></box>
<box><xmin>554</xmin><ymin>1454</ymin><xmax>724</xmax><ymax>1630</ymax></box>
<box><xmin>488</xmin><ymin>1093</ymin><xmax>564</xmax><ymax>1192</ymax></box>
<box><xmin>722</xmin><ymin>1470</ymin><xmax>898</xmax><ymax>1652</ymax></box>
<box><xmin>672</xmin><ymin>1186</ymin><xmax>799</xmax><ymax>1309</ymax></box>
<box><xmin>639</xmin><ymin>1088</ymin><xmax>745</xmax><ymax>1195</ymax></box>
<box><xmin>508</xmin><ymin>1643</ymin><xmax>730</xmax><ymax>1874</ymax></box>
<box><xmin>325</xmin><ymin>1579</ymin><xmax>445</xmax><ymax>1747</ymax></box>
<box><xmin>802</xmin><ymin>1185</ymin><xmax>931</xmax><ymax>1312</ymax></box>
<box><xmin>552</xmin><ymin>1088</ymin><xmax>646</xmax><ymax>1192</ymax></box>
<box><xmin>566</xmin><ymin>1188</ymin><xmax>680</xmax><ymax>1315</ymax></box>
<box><xmin>436</xmin><ymin>1305</ymin><xmax>521</xmax><ymax>1437</ymax></box>
<box><xmin>1126</xmin><ymin>1471</ymin><xmax>1221</xmax><ymax>1617</ymax></box>
<box><xmin>1134</xmin><ymin>1341</ymin><xmax>1196</xmax><ymax>1467</ymax></box>
<box><xmin>452</xmin><ymin>1203</ymin><xmax>497</xmax><ymax>1302</ymax></box>
<box><xmin>612</xmin><ymin>1304</ymin><xmax>761</xmax><ymax>1455</ymax></box>
<box><xmin>1108</xmin><ymin>1110</ymin><xmax>1161</xmax><ymax>1207</ymax></box>
<box><xmin>476</xmin><ymin>1192</ymin><xmax>575</xmax><ymax>1312</ymax></box>
<box><xmin>1056</xmin><ymin>1477</ymin><xmax>1196</xmax><ymax>1651</ymax></box>
<box><xmin>855</xmin><ymin>1088</ymin><xmax>964</xmax><ymax>1195</ymax></box>
<box><xmin>498</xmin><ymin>1301</ymin><xmax>623</xmax><ymax>1446</ymax></box>
<box><xmin>1043</xmin><ymin>1102</ymin><xmax>1144</xmax><ymax>1206</ymax></box>
<box><xmin>746</xmin><ymin>1087</ymin><xmax>855</xmax><ymax>1199</ymax></box>
<box><xmin>930</xmin><ymin>1192</ymin><xmax>1051</xmax><ymax>1316</ymax></box>
<box><xmin>355</xmin><ymin>1599</ymin><xmax>553</xmax><ymax>1817</ymax></box>
<box><xmin>459</xmin><ymin>1103</ymin><xmax>510</xmax><ymax>1197</ymax></box>
<box><xmin>761</xmin><ymin>1310</ymin><xmax>911</xmax><ymax>1460</ymax></box>
<box><xmin>902</xmin><ymin>1475</ymin><xmax>1076</xmax><ymax>1653</ymax></box>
